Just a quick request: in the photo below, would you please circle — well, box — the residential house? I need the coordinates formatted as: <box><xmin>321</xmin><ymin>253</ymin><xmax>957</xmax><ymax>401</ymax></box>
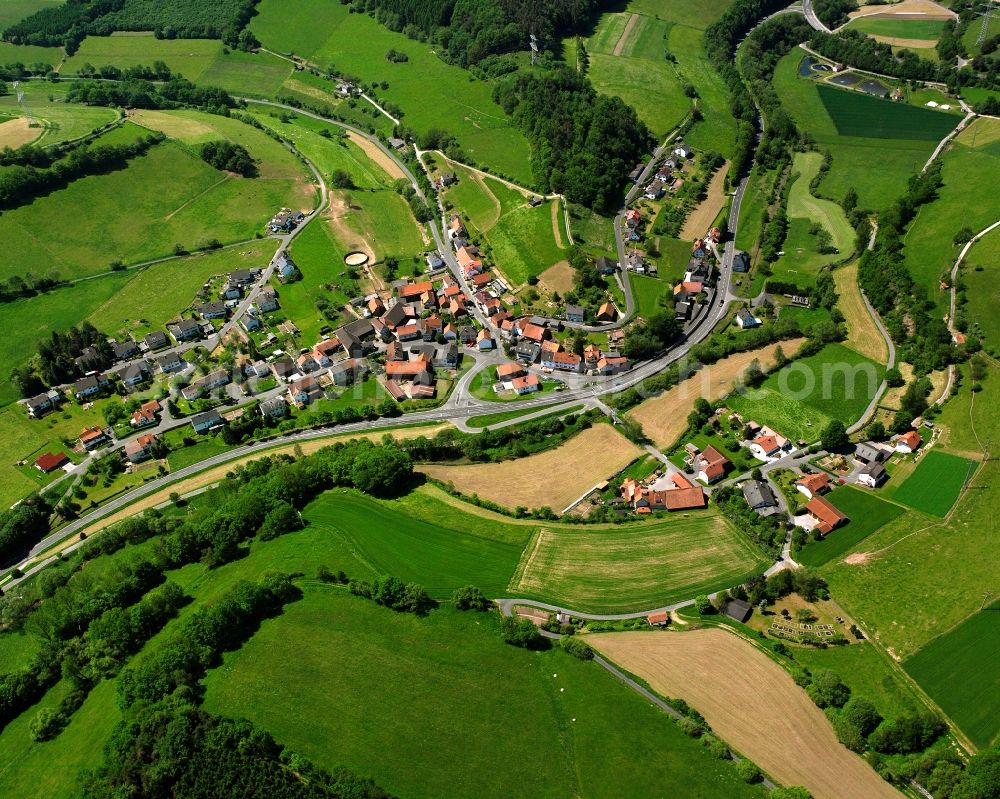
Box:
<box><xmin>625</xmin><ymin>209</ymin><xmax>641</xmax><ymax>229</ymax></box>
<box><xmin>439</xmin><ymin>172</ymin><xmax>456</xmax><ymax>187</ymax></box>
<box><xmin>497</xmin><ymin>362</ymin><xmax>526</xmax><ymax>381</ymax></box>
<box><xmin>123</xmin><ymin>433</ymin><xmax>158</xmax><ymax>464</ymax></box>
<box><xmin>517</xmin><ymin>321</ymin><xmax>548</xmax><ymax>344</ymax></box>
<box><xmin>156</xmin><ymin>351</ymin><xmax>184</xmax><ymax>374</ymax></box>
<box><xmin>388</xmin><ymin>136</ymin><xmax>407</xmax><ymax>151</ymax></box>
<box><xmin>596</xmin><ymin>256</ymin><xmax>618</xmax><ymax>275</ymax></box>
<box><xmin>442</xmin><ymin>323</ymin><xmax>458</xmax><ymax>341</ymax></box>
<box><xmin>144</xmin><ymin>330</ymin><xmax>170</xmax><ymax>351</ymax></box>
<box><xmin>287</xmin><ymin>375</ymin><xmax>324</xmax><ymax>408</ymax></box>
<box><xmin>398</xmin><ymin>281</ymin><xmax>434</xmax><ymax>301</ymax></box>
<box><xmin>35</xmin><ymin>452</ymin><xmax>69</xmax><ymax>473</ymax></box>
<box><xmin>742</xmin><ymin>479</ymin><xmax>778</xmax><ymax>513</ymax></box>
<box><xmin>541</xmin><ymin>350</ymin><xmax>582</xmax><ymax>373</ymax></box>
<box><xmin>275</xmin><ymin>254</ymin><xmax>298</xmax><ymax>282</ymax></box>
<box><xmin>112</xmin><ymin>338</ymin><xmax>140</xmax><ymax>361</ymax></box>
<box><xmin>644</xmin><ymin>180</ymin><xmax>665</xmax><ymax>200</ymax></box>
<box><xmin>855</xmin><ymin>441</ymin><xmax>886</xmax><ymax>464</ymax></box>
<box><xmin>459</xmin><ymin>326</ymin><xmax>477</xmax><ymax>346</ymax></box>
<box><xmin>858</xmin><ymin>461</ymin><xmax>888</xmax><ymax>488</ymax></box>
<box><xmin>510</xmin><ymin>374</ymin><xmax>540</xmax><ymax>395</ymax></box>
<box><xmin>270</xmin><ymin>358</ymin><xmax>297</xmax><ymax>382</ymax></box>
<box><xmin>229</xmin><ymin>268</ymin><xmax>258</xmax><ymax>286</ymax></box>
<box><xmin>198</xmin><ymin>301</ymin><xmax>229</xmax><ymax>320</ymax></box>
<box><xmin>241</xmin><ymin>316</ymin><xmax>262</xmax><ymax>333</ymax></box>
<box><xmin>79</xmin><ymin>426</ymin><xmax>109</xmax><ymax>451</ymax></box>
<box><xmin>131</xmin><ymin>399</ymin><xmax>160</xmax><ymax>428</ymax></box>
<box><xmin>696</xmin><ymin>446</ymin><xmax>730</xmax><ymax>484</ymax></box>
<box><xmin>190</xmin><ymin>409</ymin><xmax>222</xmax><ymax>434</ymax></box>
<box><xmin>515</xmin><ymin>340</ymin><xmax>541</xmax><ymax>363</ymax></box>
<box><xmin>565</xmin><ymin>305</ymin><xmax>586</xmax><ymax>323</ymax></box>
<box><xmin>396</xmin><ymin>323</ymin><xmax>421</xmax><ymax>342</ymax></box>
<box><xmin>118</xmin><ymin>361</ymin><xmax>151</xmax><ymax>388</ymax></box>
<box><xmin>733</xmin><ymin>250</ymin><xmax>750</xmax><ymax>273</ymax></box>
<box><xmin>167</xmin><ymin>319</ymin><xmax>203</xmax><ymax>343</ymax></box>
<box><xmin>336</xmin><ymin>318</ymin><xmax>375</xmax><ymax>358</ymax></box>
<box><xmin>796</xmin><ymin>472</ymin><xmax>831</xmax><ymax>500</ymax></box>
<box><xmin>673</xmin><ymin>144</ymin><xmax>693</xmax><ymax>159</ymax></box>
<box><xmin>181</xmin><ymin>368</ymin><xmax>230</xmax><ymax>401</ymax></box>
<box><xmin>596</xmin><ymin>355</ymin><xmax>629</xmax><ymax>376</ymax></box>
<box><xmin>74</xmin><ymin>373</ymin><xmax>109</xmax><ymax>399</ymax></box>
<box><xmin>476</xmin><ymin>328</ymin><xmax>494</xmax><ymax>351</ymax></box>
<box><xmin>329</xmin><ymin>359</ymin><xmax>369</xmax><ymax>387</ymax></box>
<box><xmin>804</xmin><ymin>496</ymin><xmax>847</xmax><ymax>535</ymax></box>
<box><xmin>750</xmin><ymin>428</ymin><xmax>791</xmax><ymax>461</ymax></box>
<box><xmin>583</xmin><ymin>344</ymin><xmax>601</xmax><ymax>370</ymax></box>
<box><xmin>626</xmin><ymin>251</ymin><xmax>645</xmax><ymax>273</ymax></box>
<box><xmin>259</xmin><ymin>396</ymin><xmax>288</xmax><ymax>419</ymax></box>
<box><xmin>221</xmin><ymin>282</ymin><xmax>242</xmax><ymax>300</ymax></box>
<box><xmin>621</xmin><ymin>477</ymin><xmax>706</xmax><ymax>512</ymax></box>
<box><xmin>449</xmin><ymin>215</ymin><xmax>467</xmax><ymax>240</ymax></box>
<box><xmin>297</xmin><ymin>352</ymin><xmax>320</xmax><ymax>373</ymax></box>
<box><xmin>426</xmin><ymin>251</ymin><xmax>444</xmax><ymax>271</ymax></box>
<box><xmin>25</xmin><ymin>393</ymin><xmax>54</xmax><ymax>418</ymax></box>
<box><xmin>255</xmin><ymin>286</ymin><xmax>279</xmax><ymax>313</ymax></box>
<box><xmin>895</xmin><ymin>430</ymin><xmax>922</xmax><ymax>453</ymax></box>
<box><xmin>596</xmin><ymin>302</ymin><xmax>617</xmax><ymax>323</ymax></box>
<box><xmin>75</xmin><ymin>346</ymin><xmax>102</xmax><ymax>372</ymax></box>
<box><xmin>675</xmin><ymin>300</ymin><xmax>693</xmax><ymax>321</ymax></box>
<box><xmin>421</xmin><ymin>315</ymin><xmax>443</xmax><ymax>340</ymax></box>
<box><xmin>735</xmin><ymin>308</ymin><xmax>760</xmax><ymax>329</ymax></box>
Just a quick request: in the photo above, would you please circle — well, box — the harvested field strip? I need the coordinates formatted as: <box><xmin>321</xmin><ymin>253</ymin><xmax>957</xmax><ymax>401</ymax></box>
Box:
<box><xmin>833</xmin><ymin>262</ymin><xmax>888</xmax><ymax>363</ymax></box>
<box><xmin>0</xmin><ymin>117</ymin><xmax>41</xmax><ymax>148</ymax></box>
<box><xmin>680</xmin><ymin>162</ymin><xmax>729</xmax><ymax>240</ymax></box>
<box><xmin>347</xmin><ymin>131</ymin><xmax>405</xmax><ymax>180</ymax></box>
<box><xmin>613</xmin><ymin>13</ymin><xmax>640</xmax><ymax>57</ymax></box>
<box><xmin>509</xmin><ymin>512</ymin><xmax>767</xmax><ymax>612</ymax></box>
<box><xmin>590</xmin><ymin>629</ymin><xmax>903</xmax><ymax>799</ymax></box>
<box><xmin>419</xmin><ymin>424</ymin><xmax>642</xmax><ymax>512</ymax></box>
<box><xmin>627</xmin><ymin>339</ymin><xmax>806</xmax><ymax>447</ymax></box>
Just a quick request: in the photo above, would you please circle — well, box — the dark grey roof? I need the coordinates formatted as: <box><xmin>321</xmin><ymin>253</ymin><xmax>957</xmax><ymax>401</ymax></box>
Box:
<box><xmin>855</xmin><ymin>442</ymin><xmax>885</xmax><ymax>462</ymax></box>
<box><xmin>723</xmin><ymin>599</ymin><xmax>752</xmax><ymax>623</ymax></box>
<box><xmin>742</xmin><ymin>479</ymin><xmax>776</xmax><ymax>508</ymax></box>
<box><xmin>343</xmin><ymin>318</ymin><xmax>374</xmax><ymax>339</ymax></box>
<box><xmin>144</xmin><ymin>330</ymin><xmax>169</xmax><ymax>348</ymax></box>
<box><xmin>190</xmin><ymin>409</ymin><xmax>222</xmax><ymax>428</ymax></box>
<box><xmin>861</xmin><ymin>461</ymin><xmax>886</xmax><ymax>479</ymax></box>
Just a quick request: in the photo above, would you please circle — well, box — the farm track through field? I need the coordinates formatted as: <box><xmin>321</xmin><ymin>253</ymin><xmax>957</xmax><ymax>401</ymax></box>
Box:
<box><xmin>613</xmin><ymin>13</ymin><xmax>640</xmax><ymax>57</ymax></box>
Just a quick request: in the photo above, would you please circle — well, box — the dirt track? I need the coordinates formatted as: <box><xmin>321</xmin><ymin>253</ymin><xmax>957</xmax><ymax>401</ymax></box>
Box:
<box><xmin>591</xmin><ymin>629</ymin><xmax>903</xmax><ymax>799</ymax></box>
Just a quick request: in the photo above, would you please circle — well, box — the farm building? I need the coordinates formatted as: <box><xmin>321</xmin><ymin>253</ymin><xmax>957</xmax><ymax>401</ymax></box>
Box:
<box><xmin>35</xmin><ymin>452</ymin><xmax>69</xmax><ymax>473</ymax></box>
<box><xmin>723</xmin><ymin>599</ymin><xmax>752</xmax><ymax>623</ymax></box>
<box><xmin>804</xmin><ymin>496</ymin><xmax>847</xmax><ymax>535</ymax></box>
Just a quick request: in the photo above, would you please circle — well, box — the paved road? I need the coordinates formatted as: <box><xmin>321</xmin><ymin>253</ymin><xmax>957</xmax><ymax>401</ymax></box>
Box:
<box><xmin>802</xmin><ymin>0</ymin><xmax>832</xmax><ymax>33</ymax></box>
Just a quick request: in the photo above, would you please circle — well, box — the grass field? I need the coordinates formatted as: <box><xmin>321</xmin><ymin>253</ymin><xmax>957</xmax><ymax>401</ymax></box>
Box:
<box><xmin>0</xmin><ymin>111</ymin><xmax>313</xmax><ymax>282</ymax></box>
<box><xmin>787</xmin><ymin>151</ymin><xmax>856</xmax><ymax>256</ymax></box>
<box><xmin>833</xmin><ymin>262</ymin><xmax>889</xmax><ymax>363</ymax></box>
<box><xmin>251</xmin><ymin>0</ymin><xmax>533</xmax><ymax>184</ymax></box>
<box><xmin>772</xmin><ymin>51</ymin><xmax>941</xmax><ymax>209</ymax></box>
<box><xmin>817</xmin><ymin>83</ymin><xmax>957</xmax><ymax>141</ymax></box>
<box><xmin>846</xmin><ymin>17</ymin><xmax>946</xmax><ymax>40</ymax></box>
<box><xmin>891</xmin><ymin>449</ymin><xmax>976</xmax><ymax>517</ymax></box>
<box><xmin>510</xmin><ymin>511</ymin><xmax>767</xmax><ymax>612</ymax></box>
<box><xmin>628</xmin><ymin>340</ymin><xmax>806</xmax><ymax>447</ymax></box>
<box><xmin>197</xmin><ymin>49</ymin><xmax>293</xmax><ymax>96</ymax></box>
<box><xmin>591</xmin><ymin>629</ymin><xmax>901</xmax><ymax>799</ymax></box>
<box><xmin>62</xmin><ymin>34</ymin><xmax>221</xmax><ymax>82</ymax></box>
<box><xmin>904</xmin><ymin>600</ymin><xmax>1000</xmax><ymax>749</ymax></box>
<box><xmin>796</xmin><ymin>486</ymin><xmax>906</xmax><ymax>566</ymax></box>
<box><xmin>421</xmin><ymin>424</ymin><xmax>642</xmax><ymax>512</ymax></box>
<box><xmin>962</xmin><ymin>227</ymin><xmax>1000</xmax><ymax>351</ymax></box>
<box><xmin>0</xmin><ymin>94</ymin><xmax>118</xmax><ymax>148</ymax></box>
<box><xmin>0</xmin><ymin>40</ymin><xmax>62</xmax><ymax>64</ymax></box>
<box><xmin>725</xmin><ymin>343</ymin><xmax>883</xmax><ymax>441</ymax></box>
<box><xmin>822</xmin><ymin>365</ymin><xmax>998</xmax><ymax>660</ymax></box>
<box><xmin>0</xmin><ymin>0</ymin><xmax>61</xmax><ymax>32</ymax></box>
<box><xmin>902</xmin><ymin>118</ymin><xmax>1000</xmax><ymax>316</ymax></box>
<box><xmin>467</xmin><ymin>402</ymin><xmax>583</xmax><ymax>429</ymax></box>
<box><xmin>202</xmin><ymin>590</ymin><xmax>763</xmax><ymax>799</ymax></box>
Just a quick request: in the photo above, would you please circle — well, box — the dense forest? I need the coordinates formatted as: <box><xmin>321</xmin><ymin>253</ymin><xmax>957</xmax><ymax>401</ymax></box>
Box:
<box><xmin>492</xmin><ymin>68</ymin><xmax>652</xmax><ymax>211</ymax></box>
<box><xmin>3</xmin><ymin>0</ymin><xmax>261</xmax><ymax>53</ymax></box>
<box><xmin>364</xmin><ymin>0</ymin><xmax>606</xmax><ymax>66</ymax></box>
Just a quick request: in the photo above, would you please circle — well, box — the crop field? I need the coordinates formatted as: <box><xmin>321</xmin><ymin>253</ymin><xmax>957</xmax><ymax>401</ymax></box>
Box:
<box><xmin>833</xmin><ymin>262</ymin><xmax>889</xmax><ymax>363</ymax></box>
<box><xmin>202</xmin><ymin>590</ymin><xmax>762</xmax><ymax>799</ymax></box>
<box><xmin>591</xmin><ymin>629</ymin><xmax>901</xmax><ymax>799</ymax></box>
<box><xmin>250</xmin><ymin>0</ymin><xmax>533</xmax><ymax>184</ymax></box>
<box><xmin>846</xmin><ymin>17</ymin><xmax>946</xmax><ymax>41</ymax></box>
<box><xmin>772</xmin><ymin>51</ymin><xmax>942</xmax><ymax>209</ymax></box>
<box><xmin>509</xmin><ymin>511</ymin><xmax>767</xmax><ymax>612</ymax></box>
<box><xmin>62</xmin><ymin>34</ymin><xmax>222</xmax><ymax>81</ymax></box>
<box><xmin>823</xmin><ymin>367</ymin><xmax>999</xmax><ymax>660</ymax></box>
<box><xmin>903</xmin><ymin>121</ymin><xmax>1000</xmax><ymax>315</ymax></box>
<box><xmin>817</xmin><ymin>83</ymin><xmax>957</xmax><ymax>141</ymax></box>
<box><xmin>891</xmin><ymin>450</ymin><xmax>976</xmax><ymax>517</ymax></box>
<box><xmin>796</xmin><ymin>487</ymin><xmax>906</xmax><ymax>567</ymax></box>
<box><xmin>628</xmin><ymin>339</ymin><xmax>806</xmax><ymax>447</ymax></box>
<box><xmin>303</xmin><ymin>490</ymin><xmax>527</xmax><ymax>597</ymax></box>
<box><xmin>421</xmin><ymin>424</ymin><xmax>642</xmax><ymax>513</ymax></box>
<box><xmin>726</xmin><ymin>343</ymin><xmax>883</xmax><ymax>441</ymax></box>
<box><xmin>904</xmin><ymin>600</ymin><xmax>1000</xmax><ymax>749</ymax></box>
<box><xmin>0</xmin><ymin>116</ymin><xmax>40</xmax><ymax>148</ymax></box>
<box><xmin>582</xmin><ymin>11</ymin><xmax>690</xmax><ymax>137</ymax></box>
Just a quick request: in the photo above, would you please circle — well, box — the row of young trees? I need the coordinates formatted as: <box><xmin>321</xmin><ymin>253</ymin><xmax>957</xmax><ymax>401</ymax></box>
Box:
<box><xmin>492</xmin><ymin>68</ymin><xmax>653</xmax><ymax>212</ymax></box>
<box><xmin>0</xmin><ymin>132</ymin><xmax>164</xmax><ymax>210</ymax></box>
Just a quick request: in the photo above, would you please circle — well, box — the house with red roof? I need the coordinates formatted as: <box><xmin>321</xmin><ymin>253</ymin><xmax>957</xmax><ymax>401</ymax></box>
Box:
<box><xmin>795</xmin><ymin>472</ymin><xmax>831</xmax><ymax>500</ymax></box>
<box><xmin>895</xmin><ymin>430</ymin><xmax>922</xmax><ymax>453</ymax></box>
<box><xmin>510</xmin><ymin>374</ymin><xmax>540</xmax><ymax>395</ymax></box>
<box><xmin>695</xmin><ymin>446</ymin><xmax>730</xmax><ymax>484</ymax></box>
<box><xmin>35</xmin><ymin>452</ymin><xmax>69</xmax><ymax>473</ymax></box>
<box><xmin>804</xmin><ymin>496</ymin><xmax>847</xmax><ymax>536</ymax></box>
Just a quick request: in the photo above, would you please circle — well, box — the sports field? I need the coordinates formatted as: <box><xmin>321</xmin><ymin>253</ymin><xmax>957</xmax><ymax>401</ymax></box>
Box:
<box><xmin>834</xmin><ymin>262</ymin><xmax>889</xmax><ymax>363</ymax></box>
<box><xmin>201</xmin><ymin>591</ymin><xmax>763</xmax><ymax>799</ymax></box>
<box><xmin>891</xmin><ymin>450</ymin><xmax>976</xmax><ymax>517</ymax></box>
<box><xmin>250</xmin><ymin>0</ymin><xmax>533</xmax><ymax>184</ymax></box>
<box><xmin>421</xmin><ymin>424</ymin><xmax>642</xmax><ymax>512</ymax></box>
<box><xmin>591</xmin><ymin>629</ymin><xmax>902</xmax><ymax>799</ymax></box>
<box><xmin>509</xmin><ymin>510</ymin><xmax>767</xmax><ymax>612</ymax></box>
<box><xmin>796</xmin><ymin>486</ymin><xmax>905</xmax><ymax>567</ymax></box>
<box><xmin>725</xmin><ymin>343</ymin><xmax>884</xmax><ymax>441</ymax></box>
<box><xmin>628</xmin><ymin>339</ymin><xmax>806</xmax><ymax>447</ymax></box>
<box><xmin>904</xmin><ymin>600</ymin><xmax>1000</xmax><ymax>749</ymax></box>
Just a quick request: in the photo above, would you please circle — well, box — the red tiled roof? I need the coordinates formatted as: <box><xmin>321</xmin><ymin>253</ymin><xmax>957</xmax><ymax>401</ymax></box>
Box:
<box><xmin>520</xmin><ymin>322</ymin><xmax>547</xmax><ymax>342</ymax></box>
<box><xmin>510</xmin><ymin>375</ymin><xmax>540</xmax><ymax>391</ymax></box>
<box><xmin>796</xmin><ymin>472</ymin><xmax>830</xmax><ymax>494</ymax></box>
<box><xmin>899</xmin><ymin>430</ymin><xmax>921</xmax><ymax>450</ymax></box>
<box><xmin>647</xmin><ymin>611</ymin><xmax>669</xmax><ymax>625</ymax></box>
<box><xmin>385</xmin><ymin>360</ymin><xmax>429</xmax><ymax>377</ymax></box>
<box><xmin>661</xmin><ymin>487</ymin><xmax>706</xmax><ymax>510</ymax></box>
<box><xmin>497</xmin><ymin>362</ymin><xmax>525</xmax><ymax>379</ymax></box>
<box><xmin>670</xmin><ymin>472</ymin><xmax>695</xmax><ymax>490</ymax></box>
<box><xmin>35</xmin><ymin>452</ymin><xmax>68</xmax><ymax>472</ymax></box>
<box><xmin>805</xmin><ymin>496</ymin><xmax>846</xmax><ymax>530</ymax></box>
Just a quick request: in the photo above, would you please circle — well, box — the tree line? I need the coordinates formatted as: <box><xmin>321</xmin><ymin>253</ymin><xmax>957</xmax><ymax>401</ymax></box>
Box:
<box><xmin>12</xmin><ymin>321</ymin><xmax>115</xmax><ymax>399</ymax></box>
<box><xmin>492</xmin><ymin>68</ymin><xmax>652</xmax><ymax>212</ymax></box>
<box><xmin>0</xmin><ymin>131</ymin><xmax>164</xmax><ymax>210</ymax></box>
<box><xmin>3</xmin><ymin>0</ymin><xmax>261</xmax><ymax>54</ymax></box>
<box><xmin>66</xmin><ymin>76</ymin><xmax>238</xmax><ymax>111</ymax></box>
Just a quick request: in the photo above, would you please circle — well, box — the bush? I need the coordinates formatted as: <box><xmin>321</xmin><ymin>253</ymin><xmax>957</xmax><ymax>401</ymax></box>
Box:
<box><xmin>677</xmin><ymin>717</ymin><xmax>704</xmax><ymax>737</ymax></box>
<box><xmin>452</xmin><ymin>585</ymin><xmax>492</xmax><ymax>611</ymax></box>
<box><xmin>736</xmin><ymin>759</ymin><xmax>762</xmax><ymax>783</ymax></box>
<box><xmin>560</xmin><ymin>636</ymin><xmax>593</xmax><ymax>660</ymax></box>
<box><xmin>806</xmin><ymin>669</ymin><xmax>851</xmax><ymax>709</ymax></box>
<box><xmin>499</xmin><ymin>615</ymin><xmax>546</xmax><ymax>649</ymax></box>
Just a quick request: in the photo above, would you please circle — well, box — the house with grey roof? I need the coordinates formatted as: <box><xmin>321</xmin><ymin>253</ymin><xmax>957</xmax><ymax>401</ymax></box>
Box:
<box><xmin>742</xmin><ymin>479</ymin><xmax>778</xmax><ymax>514</ymax></box>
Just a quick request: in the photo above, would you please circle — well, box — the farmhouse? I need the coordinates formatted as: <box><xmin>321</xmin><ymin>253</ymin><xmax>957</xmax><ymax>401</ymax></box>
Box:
<box><xmin>896</xmin><ymin>430</ymin><xmax>922</xmax><ymax>453</ymax></box>
<box><xmin>858</xmin><ymin>461</ymin><xmax>888</xmax><ymax>488</ymax></box>
<box><xmin>190</xmin><ymin>409</ymin><xmax>222</xmax><ymax>434</ymax></box>
<box><xmin>123</xmin><ymin>433</ymin><xmax>158</xmax><ymax>464</ymax></box>
<box><xmin>742</xmin><ymin>480</ymin><xmax>778</xmax><ymax>514</ymax></box>
<box><xmin>647</xmin><ymin>611</ymin><xmax>669</xmax><ymax>628</ymax></box>
<box><xmin>855</xmin><ymin>441</ymin><xmax>887</xmax><ymax>464</ymax></box>
<box><xmin>79</xmin><ymin>426</ymin><xmax>109</xmax><ymax>451</ymax></box>
<box><xmin>804</xmin><ymin>496</ymin><xmax>847</xmax><ymax>535</ymax></box>
<box><xmin>35</xmin><ymin>452</ymin><xmax>69</xmax><ymax>473</ymax></box>
<box><xmin>722</xmin><ymin>598</ymin><xmax>752</xmax><ymax>623</ymax></box>
<box><xmin>795</xmin><ymin>472</ymin><xmax>831</xmax><ymax>500</ymax></box>
<box><xmin>621</xmin><ymin>476</ymin><xmax>707</xmax><ymax>513</ymax></box>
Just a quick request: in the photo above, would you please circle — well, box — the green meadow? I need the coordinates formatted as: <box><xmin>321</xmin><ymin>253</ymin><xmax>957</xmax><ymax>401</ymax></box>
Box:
<box><xmin>62</xmin><ymin>34</ymin><xmax>221</xmax><ymax>81</ymax></box>
<box><xmin>891</xmin><ymin>450</ymin><xmax>976</xmax><ymax>517</ymax></box>
<box><xmin>905</xmin><ymin>600</ymin><xmax>1000</xmax><ymax>749</ymax></box>
<box><xmin>0</xmin><ymin>93</ymin><xmax>119</xmax><ymax>147</ymax></box>
<box><xmin>795</xmin><ymin>486</ymin><xmax>905</xmax><ymax>567</ymax></box>
<box><xmin>726</xmin><ymin>343</ymin><xmax>883</xmax><ymax>441</ymax></box>
<box><xmin>250</xmin><ymin>0</ymin><xmax>533</xmax><ymax>184</ymax></box>
<box><xmin>846</xmin><ymin>17</ymin><xmax>946</xmax><ymax>41</ymax></box>
<box><xmin>0</xmin><ymin>0</ymin><xmax>61</xmax><ymax>32</ymax></box>
<box><xmin>962</xmin><ymin>226</ymin><xmax>1000</xmax><ymax>351</ymax></box>
<box><xmin>817</xmin><ymin>84</ymin><xmax>957</xmax><ymax>141</ymax></box>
